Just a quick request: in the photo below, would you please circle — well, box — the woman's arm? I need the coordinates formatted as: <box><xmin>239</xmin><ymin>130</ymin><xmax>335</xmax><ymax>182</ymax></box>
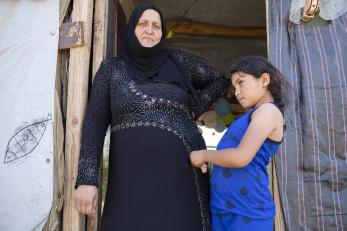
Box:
<box><xmin>74</xmin><ymin>59</ymin><xmax>113</xmax><ymax>216</ymax></box>
<box><xmin>75</xmin><ymin>59</ymin><xmax>112</xmax><ymax>188</ymax></box>
<box><xmin>190</xmin><ymin>103</ymin><xmax>283</xmax><ymax>168</ymax></box>
<box><xmin>172</xmin><ymin>50</ymin><xmax>229</xmax><ymax>118</ymax></box>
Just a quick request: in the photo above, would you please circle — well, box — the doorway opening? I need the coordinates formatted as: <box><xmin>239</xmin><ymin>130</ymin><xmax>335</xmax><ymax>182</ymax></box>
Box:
<box><xmin>101</xmin><ymin>0</ymin><xmax>267</xmax><ymax>207</ymax></box>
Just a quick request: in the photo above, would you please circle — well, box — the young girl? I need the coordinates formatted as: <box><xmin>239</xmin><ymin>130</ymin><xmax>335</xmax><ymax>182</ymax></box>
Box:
<box><xmin>190</xmin><ymin>56</ymin><xmax>288</xmax><ymax>231</ymax></box>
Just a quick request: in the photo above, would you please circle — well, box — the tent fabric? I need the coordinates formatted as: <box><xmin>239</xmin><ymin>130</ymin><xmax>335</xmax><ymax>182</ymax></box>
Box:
<box><xmin>0</xmin><ymin>1</ymin><xmax>58</xmax><ymax>230</ymax></box>
<box><xmin>290</xmin><ymin>0</ymin><xmax>347</xmax><ymax>24</ymax></box>
<box><xmin>268</xmin><ymin>0</ymin><xmax>347</xmax><ymax>230</ymax></box>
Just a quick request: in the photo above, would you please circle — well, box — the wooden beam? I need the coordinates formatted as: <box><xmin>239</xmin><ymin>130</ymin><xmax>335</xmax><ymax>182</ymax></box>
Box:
<box><xmin>167</xmin><ymin>21</ymin><xmax>267</xmax><ymax>38</ymax></box>
<box><xmin>272</xmin><ymin>159</ymin><xmax>287</xmax><ymax>231</ymax></box>
<box><xmin>92</xmin><ymin>0</ymin><xmax>107</xmax><ymax>80</ymax></box>
<box><xmin>105</xmin><ymin>0</ymin><xmax>118</xmax><ymax>58</ymax></box>
<box><xmin>59</xmin><ymin>0</ymin><xmax>72</xmax><ymax>25</ymax></box>
<box><xmin>86</xmin><ymin>0</ymin><xmax>107</xmax><ymax>229</ymax></box>
<box><xmin>266</xmin><ymin>0</ymin><xmax>270</xmax><ymax>56</ymax></box>
<box><xmin>62</xmin><ymin>0</ymin><xmax>94</xmax><ymax>230</ymax></box>
<box><xmin>43</xmin><ymin>52</ymin><xmax>65</xmax><ymax>231</ymax></box>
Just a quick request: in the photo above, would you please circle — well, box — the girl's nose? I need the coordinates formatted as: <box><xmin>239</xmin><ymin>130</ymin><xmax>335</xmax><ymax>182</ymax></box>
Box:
<box><xmin>234</xmin><ymin>88</ymin><xmax>240</xmax><ymax>96</ymax></box>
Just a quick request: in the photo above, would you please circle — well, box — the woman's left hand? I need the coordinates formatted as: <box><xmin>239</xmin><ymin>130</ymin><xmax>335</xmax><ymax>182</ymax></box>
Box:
<box><xmin>190</xmin><ymin>150</ymin><xmax>208</xmax><ymax>173</ymax></box>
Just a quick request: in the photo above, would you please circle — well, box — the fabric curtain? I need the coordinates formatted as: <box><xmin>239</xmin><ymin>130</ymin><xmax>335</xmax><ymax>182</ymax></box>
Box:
<box><xmin>268</xmin><ymin>0</ymin><xmax>347</xmax><ymax>229</ymax></box>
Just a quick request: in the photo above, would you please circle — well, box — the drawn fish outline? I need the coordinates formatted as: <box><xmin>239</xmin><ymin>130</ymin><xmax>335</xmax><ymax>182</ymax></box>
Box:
<box><xmin>4</xmin><ymin>113</ymin><xmax>52</xmax><ymax>164</ymax></box>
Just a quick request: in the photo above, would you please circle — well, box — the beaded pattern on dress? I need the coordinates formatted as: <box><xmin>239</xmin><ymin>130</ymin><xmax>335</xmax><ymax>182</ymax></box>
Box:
<box><xmin>76</xmin><ymin>50</ymin><xmax>228</xmax><ymax>230</ymax></box>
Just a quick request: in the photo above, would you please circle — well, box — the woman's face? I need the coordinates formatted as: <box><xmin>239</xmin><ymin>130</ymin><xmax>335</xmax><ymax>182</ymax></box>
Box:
<box><xmin>135</xmin><ymin>9</ymin><xmax>163</xmax><ymax>48</ymax></box>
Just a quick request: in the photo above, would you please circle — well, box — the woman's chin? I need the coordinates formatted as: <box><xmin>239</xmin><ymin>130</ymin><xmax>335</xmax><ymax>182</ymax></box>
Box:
<box><xmin>140</xmin><ymin>41</ymin><xmax>158</xmax><ymax>48</ymax></box>
<box><xmin>142</xmin><ymin>44</ymin><xmax>152</xmax><ymax>48</ymax></box>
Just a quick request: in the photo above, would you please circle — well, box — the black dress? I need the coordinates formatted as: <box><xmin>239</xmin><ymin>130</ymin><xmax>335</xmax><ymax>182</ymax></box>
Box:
<box><xmin>75</xmin><ymin>50</ymin><xmax>228</xmax><ymax>231</ymax></box>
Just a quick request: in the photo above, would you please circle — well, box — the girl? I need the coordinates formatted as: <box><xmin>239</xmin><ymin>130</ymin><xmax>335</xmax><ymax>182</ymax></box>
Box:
<box><xmin>190</xmin><ymin>56</ymin><xmax>288</xmax><ymax>231</ymax></box>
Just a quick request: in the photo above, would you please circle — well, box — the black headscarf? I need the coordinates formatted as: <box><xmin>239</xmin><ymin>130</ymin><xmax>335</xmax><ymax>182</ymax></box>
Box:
<box><xmin>124</xmin><ymin>3</ymin><xmax>196</xmax><ymax>97</ymax></box>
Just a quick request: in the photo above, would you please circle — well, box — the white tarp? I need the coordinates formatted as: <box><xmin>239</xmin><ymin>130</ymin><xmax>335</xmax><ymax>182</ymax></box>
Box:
<box><xmin>0</xmin><ymin>1</ymin><xmax>58</xmax><ymax>230</ymax></box>
<box><xmin>290</xmin><ymin>0</ymin><xmax>347</xmax><ymax>23</ymax></box>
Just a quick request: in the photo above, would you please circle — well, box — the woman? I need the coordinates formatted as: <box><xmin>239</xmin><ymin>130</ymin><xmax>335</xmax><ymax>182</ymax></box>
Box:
<box><xmin>74</xmin><ymin>3</ymin><xmax>228</xmax><ymax>231</ymax></box>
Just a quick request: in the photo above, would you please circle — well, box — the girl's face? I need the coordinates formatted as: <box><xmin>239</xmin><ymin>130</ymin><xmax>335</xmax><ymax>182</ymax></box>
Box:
<box><xmin>135</xmin><ymin>9</ymin><xmax>162</xmax><ymax>48</ymax></box>
<box><xmin>231</xmin><ymin>71</ymin><xmax>271</xmax><ymax>109</ymax></box>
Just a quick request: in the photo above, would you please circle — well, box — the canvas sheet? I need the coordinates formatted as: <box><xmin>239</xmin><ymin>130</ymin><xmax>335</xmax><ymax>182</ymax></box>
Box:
<box><xmin>268</xmin><ymin>0</ymin><xmax>347</xmax><ymax>230</ymax></box>
<box><xmin>0</xmin><ymin>1</ymin><xmax>58</xmax><ymax>230</ymax></box>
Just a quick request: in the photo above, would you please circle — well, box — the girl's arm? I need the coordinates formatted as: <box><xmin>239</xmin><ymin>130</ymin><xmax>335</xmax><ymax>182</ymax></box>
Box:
<box><xmin>190</xmin><ymin>103</ymin><xmax>283</xmax><ymax>168</ymax></box>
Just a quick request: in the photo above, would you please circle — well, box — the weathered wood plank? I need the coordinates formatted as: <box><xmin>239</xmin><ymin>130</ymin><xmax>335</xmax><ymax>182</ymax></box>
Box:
<box><xmin>273</xmin><ymin>160</ymin><xmax>286</xmax><ymax>231</ymax></box>
<box><xmin>92</xmin><ymin>0</ymin><xmax>107</xmax><ymax>79</ymax></box>
<box><xmin>265</xmin><ymin>0</ymin><xmax>286</xmax><ymax>228</ymax></box>
<box><xmin>106</xmin><ymin>0</ymin><xmax>118</xmax><ymax>58</ymax></box>
<box><xmin>42</xmin><ymin>51</ymin><xmax>65</xmax><ymax>231</ymax></box>
<box><xmin>62</xmin><ymin>0</ymin><xmax>94</xmax><ymax>230</ymax></box>
<box><xmin>60</xmin><ymin>0</ymin><xmax>72</xmax><ymax>25</ymax></box>
<box><xmin>86</xmin><ymin>0</ymin><xmax>107</xmax><ymax>229</ymax></box>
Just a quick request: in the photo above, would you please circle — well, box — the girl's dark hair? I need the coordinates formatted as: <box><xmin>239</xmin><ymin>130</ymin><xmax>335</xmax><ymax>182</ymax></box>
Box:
<box><xmin>229</xmin><ymin>55</ymin><xmax>289</xmax><ymax>114</ymax></box>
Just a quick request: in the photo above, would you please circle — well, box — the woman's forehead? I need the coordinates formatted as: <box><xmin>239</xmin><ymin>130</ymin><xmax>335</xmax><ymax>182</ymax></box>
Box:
<box><xmin>138</xmin><ymin>9</ymin><xmax>161</xmax><ymax>23</ymax></box>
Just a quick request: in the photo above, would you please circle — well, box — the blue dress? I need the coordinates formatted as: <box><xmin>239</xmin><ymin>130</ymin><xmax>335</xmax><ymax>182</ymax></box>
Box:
<box><xmin>210</xmin><ymin>105</ymin><xmax>282</xmax><ymax>231</ymax></box>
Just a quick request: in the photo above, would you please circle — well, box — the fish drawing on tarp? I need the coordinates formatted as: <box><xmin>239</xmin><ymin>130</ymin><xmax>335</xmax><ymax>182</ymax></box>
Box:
<box><xmin>4</xmin><ymin>113</ymin><xmax>52</xmax><ymax>164</ymax></box>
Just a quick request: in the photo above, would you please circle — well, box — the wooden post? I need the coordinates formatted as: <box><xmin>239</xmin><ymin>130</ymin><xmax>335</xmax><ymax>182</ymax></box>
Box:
<box><xmin>272</xmin><ymin>160</ymin><xmax>286</xmax><ymax>230</ymax></box>
<box><xmin>265</xmin><ymin>0</ymin><xmax>270</xmax><ymax>56</ymax></box>
<box><xmin>87</xmin><ymin>1</ymin><xmax>119</xmax><ymax>230</ymax></box>
<box><xmin>92</xmin><ymin>0</ymin><xmax>107</xmax><ymax>79</ymax></box>
<box><xmin>43</xmin><ymin>51</ymin><xmax>65</xmax><ymax>231</ymax></box>
<box><xmin>60</xmin><ymin>0</ymin><xmax>72</xmax><ymax>25</ymax></box>
<box><xmin>86</xmin><ymin>0</ymin><xmax>107</xmax><ymax>230</ymax></box>
<box><xmin>265</xmin><ymin>0</ymin><xmax>286</xmax><ymax>230</ymax></box>
<box><xmin>63</xmin><ymin>0</ymin><xmax>94</xmax><ymax>230</ymax></box>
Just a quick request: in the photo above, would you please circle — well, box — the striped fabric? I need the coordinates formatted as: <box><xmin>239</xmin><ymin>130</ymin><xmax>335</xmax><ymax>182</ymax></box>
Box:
<box><xmin>268</xmin><ymin>0</ymin><xmax>347</xmax><ymax>230</ymax></box>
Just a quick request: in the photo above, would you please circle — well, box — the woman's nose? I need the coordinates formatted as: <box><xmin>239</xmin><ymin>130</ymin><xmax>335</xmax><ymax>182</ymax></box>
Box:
<box><xmin>145</xmin><ymin>25</ymin><xmax>153</xmax><ymax>34</ymax></box>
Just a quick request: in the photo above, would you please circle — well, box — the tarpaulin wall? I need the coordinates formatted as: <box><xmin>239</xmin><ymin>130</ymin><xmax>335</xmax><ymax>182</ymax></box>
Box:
<box><xmin>268</xmin><ymin>0</ymin><xmax>347</xmax><ymax>230</ymax></box>
<box><xmin>0</xmin><ymin>1</ymin><xmax>58</xmax><ymax>230</ymax></box>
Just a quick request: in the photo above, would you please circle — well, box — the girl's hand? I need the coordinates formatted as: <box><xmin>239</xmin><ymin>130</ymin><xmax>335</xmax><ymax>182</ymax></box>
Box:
<box><xmin>74</xmin><ymin>185</ymin><xmax>98</xmax><ymax>217</ymax></box>
<box><xmin>200</xmin><ymin>163</ymin><xmax>208</xmax><ymax>173</ymax></box>
<box><xmin>190</xmin><ymin>150</ymin><xmax>208</xmax><ymax>173</ymax></box>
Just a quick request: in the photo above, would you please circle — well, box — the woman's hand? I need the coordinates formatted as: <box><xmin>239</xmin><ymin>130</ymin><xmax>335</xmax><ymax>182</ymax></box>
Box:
<box><xmin>190</xmin><ymin>150</ymin><xmax>208</xmax><ymax>173</ymax></box>
<box><xmin>74</xmin><ymin>185</ymin><xmax>98</xmax><ymax>217</ymax></box>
